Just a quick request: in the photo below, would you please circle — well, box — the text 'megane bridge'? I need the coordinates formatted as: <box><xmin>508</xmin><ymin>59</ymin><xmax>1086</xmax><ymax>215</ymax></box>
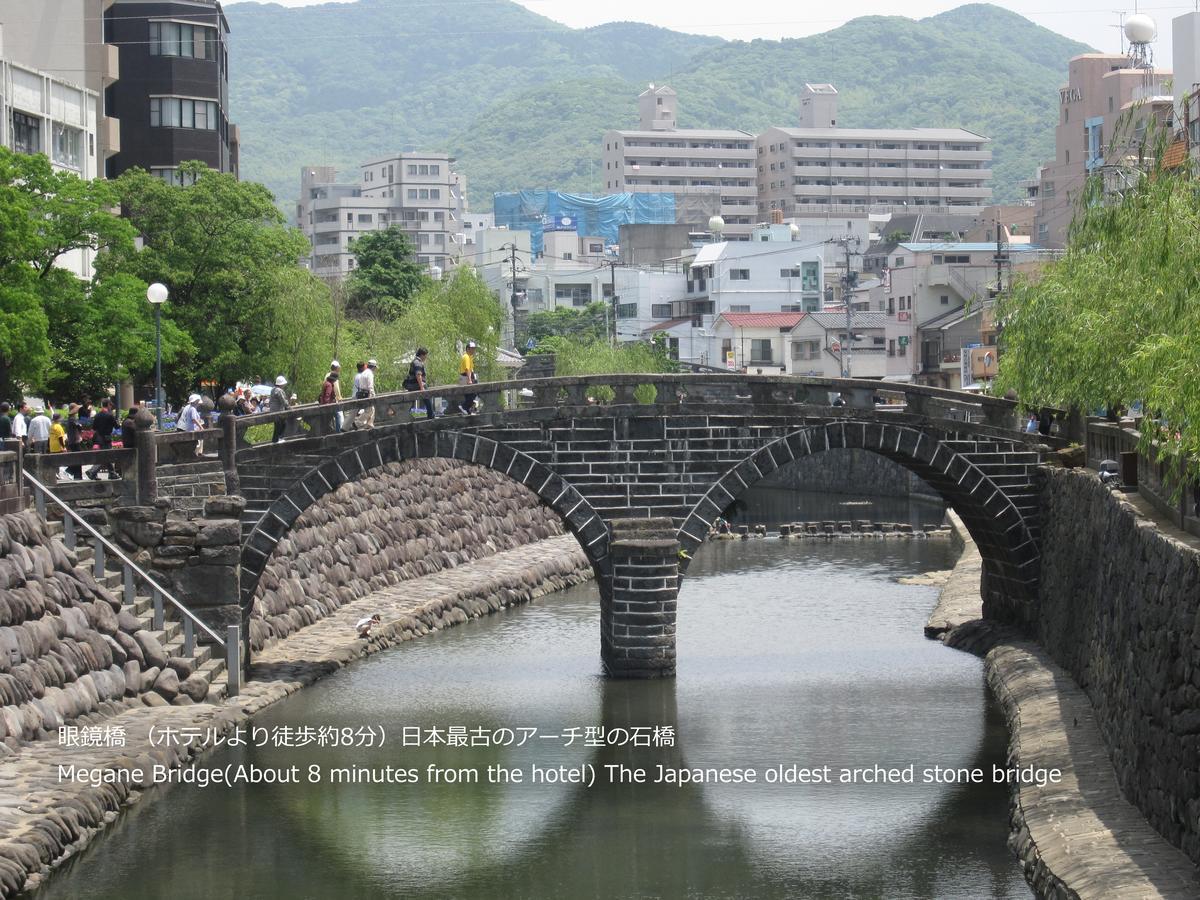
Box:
<box><xmin>209</xmin><ymin>373</ymin><xmax>1055</xmax><ymax>678</ymax></box>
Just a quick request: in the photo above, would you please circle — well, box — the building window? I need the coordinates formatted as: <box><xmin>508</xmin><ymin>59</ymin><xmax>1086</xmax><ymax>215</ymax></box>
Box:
<box><xmin>888</xmin><ymin>339</ymin><xmax>896</xmax><ymax>357</ymax></box>
<box><xmin>151</xmin><ymin>166</ymin><xmax>199</xmax><ymax>186</ymax></box>
<box><xmin>893</xmin><ymin>256</ymin><xmax>905</xmax><ymax>267</ymax></box>
<box><xmin>791</xmin><ymin>340</ymin><xmax>820</xmax><ymax>361</ymax></box>
<box><xmin>407</xmin><ymin>189</ymin><xmax>418</xmax><ymax>200</ymax></box>
<box><xmin>781</xmin><ymin>267</ymin><xmax>802</xmax><ymax>278</ymax></box>
<box><xmin>51</xmin><ymin>124</ymin><xmax>82</xmax><ymax>169</ymax></box>
<box><xmin>149</xmin><ymin>21</ymin><xmax>217</xmax><ymax>59</ymax></box>
<box><xmin>750</xmin><ymin>339</ymin><xmax>773</xmax><ymax>363</ymax></box>
<box><xmin>430</xmin><ymin>188</ymin><xmax>440</xmax><ymax>200</ymax></box>
<box><xmin>940</xmin><ymin>294</ymin><xmax>950</xmax><ymax>305</ymax></box>
<box><xmin>430</xmin><ymin>164</ymin><xmax>440</xmax><ymax>175</ymax></box>
<box><xmin>729</xmin><ymin>268</ymin><xmax>750</xmax><ymax>281</ymax></box>
<box><xmin>801</xmin><ymin>261</ymin><xmax>819</xmax><ymax>292</ymax></box>
<box><xmin>417</xmin><ymin>233</ymin><xmax>429</xmax><ymax>246</ymax></box>
<box><xmin>11</xmin><ymin>111</ymin><xmax>40</xmax><ymax>155</ymax></box>
<box><xmin>555</xmin><ymin>284</ymin><xmax>592</xmax><ymax>305</ymax></box>
<box><xmin>358</xmin><ymin>214</ymin><xmax>373</xmax><ymax>224</ymax></box>
<box><xmin>651</xmin><ymin>304</ymin><xmax>672</xmax><ymax>318</ymax></box>
<box><xmin>150</xmin><ymin>97</ymin><xmax>219</xmax><ymax>130</ymax></box>
<box><xmin>729</xmin><ymin>305</ymin><xmax>751</xmax><ymax>312</ymax></box>
<box><xmin>616</xmin><ymin>302</ymin><xmax>637</xmax><ymax>318</ymax></box>
<box><xmin>588</xmin><ymin>243</ymin><xmax>603</xmax><ymax>254</ymax></box>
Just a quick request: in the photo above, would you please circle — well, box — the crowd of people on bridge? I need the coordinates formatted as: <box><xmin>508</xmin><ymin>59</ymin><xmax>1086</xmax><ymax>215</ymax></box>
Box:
<box><xmin>0</xmin><ymin>397</ymin><xmax>133</xmax><ymax>480</ymax></box>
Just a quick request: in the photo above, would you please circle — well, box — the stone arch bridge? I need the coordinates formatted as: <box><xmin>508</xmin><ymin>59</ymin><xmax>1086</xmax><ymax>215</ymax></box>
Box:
<box><xmin>165</xmin><ymin>374</ymin><xmax>1056</xmax><ymax>678</ymax></box>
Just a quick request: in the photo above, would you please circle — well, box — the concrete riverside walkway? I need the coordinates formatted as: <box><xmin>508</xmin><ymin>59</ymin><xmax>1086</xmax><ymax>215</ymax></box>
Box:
<box><xmin>0</xmin><ymin>534</ymin><xmax>591</xmax><ymax>896</ymax></box>
<box><xmin>926</xmin><ymin>515</ymin><xmax>1200</xmax><ymax>898</ymax></box>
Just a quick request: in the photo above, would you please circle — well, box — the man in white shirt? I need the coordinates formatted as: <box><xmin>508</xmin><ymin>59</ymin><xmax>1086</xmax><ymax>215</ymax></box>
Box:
<box><xmin>358</xmin><ymin>359</ymin><xmax>378</xmax><ymax>428</ymax></box>
<box><xmin>179</xmin><ymin>394</ymin><xmax>205</xmax><ymax>456</ymax></box>
<box><xmin>27</xmin><ymin>409</ymin><xmax>51</xmax><ymax>454</ymax></box>
<box><xmin>10</xmin><ymin>402</ymin><xmax>28</xmax><ymax>448</ymax></box>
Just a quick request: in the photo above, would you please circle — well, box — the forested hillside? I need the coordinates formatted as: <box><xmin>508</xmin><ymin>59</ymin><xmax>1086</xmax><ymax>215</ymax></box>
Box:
<box><xmin>225</xmin><ymin>0</ymin><xmax>1088</xmax><ymax>213</ymax></box>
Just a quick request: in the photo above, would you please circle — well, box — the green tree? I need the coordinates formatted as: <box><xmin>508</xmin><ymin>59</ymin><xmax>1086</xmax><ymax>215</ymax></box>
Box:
<box><xmin>0</xmin><ymin>147</ymin><xmax>139</xmax><ymax>399</ymax></box>
<box><xmin>525</xmin><ymin>302</ymin><xmax>611</xmax><ymax>345</ymax></box>
<box><xmin>345</xmin><ymin>227</ymin><xmax>429</xmax><ymax>320</ymax></box>
<box><xmin>996</xmin><ymin>133</ymin><xmax>1200</xmax><ymax>475</ymax></box>
<box><xmin>254</xmin><ymin>267</ymin><xmax>335</xmax><ymax>400</ymax></box>
<box><xmin>108</xmin><ymin>162</ymin><xmax>312</xmax><ymax>396</ymax></box>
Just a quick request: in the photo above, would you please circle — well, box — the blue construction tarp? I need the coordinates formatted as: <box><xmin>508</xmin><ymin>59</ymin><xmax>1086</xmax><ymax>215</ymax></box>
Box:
<box><xmin>493</xmin><ymin>191</ymin><xmax>678</xmax><ymax>255</ymax></box>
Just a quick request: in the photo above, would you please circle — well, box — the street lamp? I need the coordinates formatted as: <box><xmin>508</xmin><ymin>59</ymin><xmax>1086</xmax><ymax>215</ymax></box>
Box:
<box><xmin>146</xmin><ymin>282</ymin><xmax>168</xmax><ymax>428</ymax></box>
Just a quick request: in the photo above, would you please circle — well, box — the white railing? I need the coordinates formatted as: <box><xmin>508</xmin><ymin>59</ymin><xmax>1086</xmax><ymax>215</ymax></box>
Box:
<box><xmin>23</xmin><ymin>470</ymin><xmax>241</xmax><ymax>696</ymax></box>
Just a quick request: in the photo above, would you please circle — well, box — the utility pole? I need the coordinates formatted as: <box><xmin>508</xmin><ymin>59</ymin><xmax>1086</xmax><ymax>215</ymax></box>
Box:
<box><xmin>828</xmin><ymin>228</ymin><xmax>861</xmax><ymax>378</ymax></box>
<box><xmin>607</xmin><ymin>259</ymin><xmax>619</xmax><ymax>345</ymax></box>
<box><xmin>500</xmin><ymin>243</ymin><xmax>520</xmax><ymax>348</ymax></box>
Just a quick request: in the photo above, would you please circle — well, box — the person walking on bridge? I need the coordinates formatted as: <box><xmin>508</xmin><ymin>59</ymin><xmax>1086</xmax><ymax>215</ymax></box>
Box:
<box><xmin>270</xmin><ymin>376</ymin><xmax>291</xmax><ymax>443</ymax></box>
<box><xmin>404</xmin><ymin>348</ymin><xmax>436</xmax><ymax>420</ymax></box>
<box><xmin>318</xmin><ymin>361</ymin><xmax>343</xmax><ymax>432</ymax></box>
<box><xmin>458</xmin><ymin>341</ymin><xmax>478</xmax><ymax>415</ymax></box>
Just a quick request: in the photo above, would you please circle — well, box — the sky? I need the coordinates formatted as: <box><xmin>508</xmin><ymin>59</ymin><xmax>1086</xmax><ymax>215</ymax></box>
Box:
<box><xmin>232</xmin><ymin>0</ymin><xmax>1200</xmax><ymax>67</ymax></box>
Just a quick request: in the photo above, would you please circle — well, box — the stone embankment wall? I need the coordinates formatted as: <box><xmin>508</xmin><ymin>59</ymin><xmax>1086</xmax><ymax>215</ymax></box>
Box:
<box><xmin>1035</xmin><ymin>467</ymin><xmax>1200</xmax><ymax>863</ymax></box>
<box><xmin>0</xmin><ymin>510</ymin><xmax>203</xmax><ymax>748</ymax></box>
<box><xmin>760</xmin><ymin>449</ymin><xmax>937</xmax><ymax>499</ymax></box>
<box><xmin>249</xmin><ymin>458</ymin><xmax>577</xmax><ymax>651</ymax></box>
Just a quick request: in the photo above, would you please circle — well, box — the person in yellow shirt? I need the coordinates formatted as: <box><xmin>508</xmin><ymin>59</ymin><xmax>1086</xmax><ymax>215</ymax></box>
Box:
<box><xmin>49</xmin><ymin>413</ymin><xmax>67</xmax><ymax>453</ymax></box>
<box><xmin>457</xmin><ymin>340</ymin><xmax>478</xmax><ymax>415</ymax></box>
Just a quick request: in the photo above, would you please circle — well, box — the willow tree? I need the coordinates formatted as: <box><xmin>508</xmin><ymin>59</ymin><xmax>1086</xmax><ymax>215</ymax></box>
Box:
<box><xmin>996</xmin><ymin>124</ymin><xmax>1200</xmax><ymax>474</ymax></box>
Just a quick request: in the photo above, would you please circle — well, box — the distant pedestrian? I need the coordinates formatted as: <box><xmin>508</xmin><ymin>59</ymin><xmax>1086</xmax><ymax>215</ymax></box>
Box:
<box><xmin>352</xmin><ymin>361</ymin><xmax>368</xmax><ymax>428</ymax></box>
<box><xmin>361</xmin><ymin>359</ymin><xmax>378</xmax><ymax>427</ymax></box>
<box><xmin>10</xmin><ymin>402</ymin><xmax>28</xmax><ymax>448</ymax></box>
<box><xmin>1037</xmin><ymin>408</ymin><xmax>1054</xmax><ymax>437</ymax></box>
<box><xmin>404</xmin><ymin>348</ymin><xmax>436</xmax><ymax>419</ymax></box>
<box><xmin>318</xmin><ymin>360</ymin><xmax>344</xmax><ymax>432</ymax></box>
<box><xmin>49</xmin><ymin>414</ymin><xmax>66</xmax><ymax>454</ymax></box>
<box><xmin>27</xmin><ymin>409</ymin><xmax>50</xmax><ymax>454</ymax></box>
<box><xmin>1025</xmin><ymin>413</ymin><xmax>1038</xmax><ymax>433</ymax></box>
<box><xmin>356</xmin><ymin>614</ymin><xmax>381</xmax><ymax>638</ymax></box>
<box><xmin>65</xmin><ymin>405</ymin><xmax>83</xmax><ymax>479</ymax></box>
<box><xmin>269</xmin><ymin>376</ymin><xmax>290</xmax><ymax>442</ymax></box>
<box><xmin>178</xmin><ymin>393</ymin><xmax>205</xmax><ymax>457</ymax></box>
<box><xmin>458</xmin><ymin>341</ymin><xmax>478</xmax><ymax>415</ymax></box>
<box><xmin>86</xmin><ymin>399</ymin><xmax>118</xmax><ymax>478</ymax></box>
<box><xmin>0</xmin><ymin>403</ymin><xmax>10</xmax><ymax>442</ymax></box>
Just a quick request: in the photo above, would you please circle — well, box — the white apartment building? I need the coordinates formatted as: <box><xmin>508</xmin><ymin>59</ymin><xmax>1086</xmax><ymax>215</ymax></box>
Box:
<box><xmin>1</xmin><ymin>55</ymin><xmax>100</xmax><ymax>277</ymax></box>
<box><xmin>602</xmin><ymin>85</ymin><xmax>756</xmax><ymax>240</ymax></box>
<box><xmin>297</xmin><ymin>152</ymin><xmax>469</xmax><ymax>280</ymax></box>
<box><xmin>788</xmin><ymin>311</ymin><xmax>891</xmax><ymax>379</ymax></box>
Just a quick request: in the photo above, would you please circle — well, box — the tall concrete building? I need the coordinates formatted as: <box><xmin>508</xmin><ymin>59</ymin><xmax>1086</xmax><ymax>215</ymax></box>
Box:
<box><xmin>0</xmin><ymin>1</ymin><xmax>120</xmax><ymax>168</ymax></box>
<box><xmin>298</xmin><ymin>152</ymin><xmax>469</xmax><ymax>280</ymax></box>
<box><xmin>758</xmin><ymin>85</ymin><xmax>993</xmax><ymax>220</ymax></box>
<box><xmin>0</xmin><ymin>0</ymin><xmax>238</xmax><ymax>180</ymax></box>
<box><xmin>1034</xmin><ymin>52</ymin><xmax>1172</xmax><ymax>248</ymax></box>
<box><xmin>601</xmin><ymin>85</ymin><xmax>757</xmax><ymax>240</ymax></box>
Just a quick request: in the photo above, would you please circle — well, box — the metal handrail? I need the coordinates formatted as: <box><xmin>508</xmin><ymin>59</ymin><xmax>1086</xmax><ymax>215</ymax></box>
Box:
<box><xmin>22</xmin><ymin>469</ymin><xmax>241</xmax><ymax>696</ymax></box>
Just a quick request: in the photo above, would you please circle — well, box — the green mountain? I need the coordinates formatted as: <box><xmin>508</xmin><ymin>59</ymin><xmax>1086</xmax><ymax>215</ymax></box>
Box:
<box><xmin>225</xmin><ymin>0</ymin><xmax>1088</xmax><ymax>214</ymax></box>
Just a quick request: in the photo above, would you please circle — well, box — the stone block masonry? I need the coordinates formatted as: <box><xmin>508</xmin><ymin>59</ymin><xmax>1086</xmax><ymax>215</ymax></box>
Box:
<box><xmin>603</xmin><ymin>518</ymin><xmax>678</xmax><ymax>678</ymax></box>
<box><xmin>1033</xmin><ymin>467</ymin><xmax>1200</xmax><ymax>865</ymax></box>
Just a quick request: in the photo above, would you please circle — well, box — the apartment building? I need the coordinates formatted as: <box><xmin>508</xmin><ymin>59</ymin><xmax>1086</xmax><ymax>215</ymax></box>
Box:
<box><xmin>0</xmin><ymin>54</ymin><xmax>100</xmax><ymax>277</ymax></box>
<box><xmin>298</xmin><ymin>153</ymin><xmax>468</xmax><ymax>280</ymax></box>
<box><xmin>1034</xmin><ymin>53</ymin><xmax>1173</xmax><ymax>248</ymax></box>
<box><xmin>601</xmin><ymin>85</ymin><xmax>756</xmax><ymax>240</ymax></box>
<box><xmin>0</xmin><ymin>2</ymin><xmax>120</xmax><ymax>167</ymax></box>
<box><xmin>758</xmin><ymin>86</ymin><xmax>992</xmax><ymax>220</ymax></box>
<box><xmin>882</xmin><ymin>242</ymin><xmax>1062</xmax><ymax>388</ymax></box>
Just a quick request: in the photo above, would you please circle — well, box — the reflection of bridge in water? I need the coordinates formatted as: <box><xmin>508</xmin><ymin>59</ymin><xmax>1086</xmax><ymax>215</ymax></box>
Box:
<box><xmin>134</xmin><ymin>374</ymin><xmax>1058</xmax><ymax>678</ymax></box>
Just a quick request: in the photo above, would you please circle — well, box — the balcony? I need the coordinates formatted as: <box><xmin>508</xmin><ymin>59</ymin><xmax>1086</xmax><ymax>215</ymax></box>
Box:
<box><xmin>686</xmin><ymin>278</ymin><xmax>708</xmax><ymax>295</ymax></box>
<box><xmin>101</xmin><ymin>43</ymin><xmax>119</xmax><ymax>83</ymax></box>
<box><xmin>98</xmin><ymin>116</ymin><xmax>120</xmax><ymax>154</ymax></box>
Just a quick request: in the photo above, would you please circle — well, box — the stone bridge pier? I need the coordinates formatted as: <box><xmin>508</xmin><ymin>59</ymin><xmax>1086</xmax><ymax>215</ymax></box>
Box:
<box><xmin>603</xmin><ymin>519</ymin><xmax>680</xmax><ymax>678</ymax></box>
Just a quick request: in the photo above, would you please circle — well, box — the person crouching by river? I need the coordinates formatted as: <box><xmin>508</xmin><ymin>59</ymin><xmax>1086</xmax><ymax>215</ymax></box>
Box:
<box><xmin>404</xmin><ymin>348</ymin><xmax>436</xmax><ymax>419</ymax></box>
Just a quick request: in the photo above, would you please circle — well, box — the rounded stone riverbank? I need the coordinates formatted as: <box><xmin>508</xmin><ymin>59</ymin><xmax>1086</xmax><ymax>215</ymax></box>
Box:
<box><xmin>927</xmin><ymin>515</ymin><xmax>1200</xmax><ymax>899</ymax></box>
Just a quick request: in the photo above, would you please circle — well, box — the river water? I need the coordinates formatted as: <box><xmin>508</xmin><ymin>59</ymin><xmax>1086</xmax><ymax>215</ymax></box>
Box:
<box><xmin>33</xmin><ymin>497</ymin><xmax>1029</xmax><ymax>900</ymax></box>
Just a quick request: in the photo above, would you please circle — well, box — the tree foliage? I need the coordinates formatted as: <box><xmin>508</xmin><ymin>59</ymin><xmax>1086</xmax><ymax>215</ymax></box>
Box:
<box><xmin>525</xmin><ymin>302</ymin><xmax>611</xmax><ymax>345</ymax></box>
<box><xmin>996</xmin><ymin>137</ymin><xmax>1200</xmax><ymax>473</ymax></box>
<box><xmin>344</xmin><ymin>227</ymin><xmax>429</xmax><ymax>320</ymax></box>
<box><xmin>107</xmin><ymin>162</ymin><xmax>316</xmax><ymax>397</ymax></box>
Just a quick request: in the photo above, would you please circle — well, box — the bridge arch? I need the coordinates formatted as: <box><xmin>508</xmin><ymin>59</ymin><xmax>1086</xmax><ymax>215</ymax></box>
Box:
<box><xmin>239</xmin><ymin>429</ymin><xmax>613</xmax><ymax>609</ymax></box>
<box><xmin>675</xmin><ymin>419</ymin><xmax>1040</xmax><ymax>622</ymax></box>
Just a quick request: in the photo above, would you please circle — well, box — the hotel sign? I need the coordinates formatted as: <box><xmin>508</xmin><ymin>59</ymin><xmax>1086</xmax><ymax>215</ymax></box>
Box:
<box><xmin>1060</xmin><ymin>88</ymin><xmax>1082</xmax><ymax>104</ymax></box>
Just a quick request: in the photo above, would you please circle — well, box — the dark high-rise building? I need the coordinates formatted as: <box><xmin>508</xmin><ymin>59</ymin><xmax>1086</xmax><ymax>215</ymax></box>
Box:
<box><xmin>105</xmin><ymin>0</ymin><xmax>238</xmax><ymax>181</ymax></box>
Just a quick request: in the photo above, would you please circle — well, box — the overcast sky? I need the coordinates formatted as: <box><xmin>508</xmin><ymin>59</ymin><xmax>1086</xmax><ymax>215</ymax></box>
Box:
<box><xmin>231</xmin><ymin>0</ymin><xmax>1199</xmax><ymax>67</ymax></box>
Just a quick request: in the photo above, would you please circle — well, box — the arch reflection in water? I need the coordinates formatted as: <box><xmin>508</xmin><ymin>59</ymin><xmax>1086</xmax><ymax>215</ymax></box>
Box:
<box><xmin>32</xmin><ymin>524</ymin><xmax>1030</xmax><ymax>900</ymax></box>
